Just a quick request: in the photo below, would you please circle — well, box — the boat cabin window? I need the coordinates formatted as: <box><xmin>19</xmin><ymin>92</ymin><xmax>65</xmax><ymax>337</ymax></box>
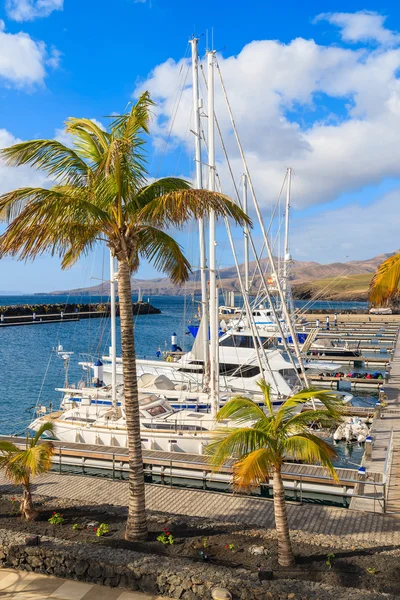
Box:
<box><xmin>219</xmin><ymin>335</ymin><xmax>274</xmax><ymax>350</ymax></box>
<box><xmin>144</xmin><ymin>405</ymin><xmax>170</xmax><ymax>417</ymax></box>
<box><xmin>219</xmin><ymin>363</ymin><xmax>261</xmax><ymax>378</ymax></box>
<box><xmin>63</xmin><ymin>416</ymin><xmax>96</xmax><ymax>423</ymax></box>
<box><xmin>141</xmin><ymin>423</ymin><xmax>208</xmax><ymax>431</ymax></box>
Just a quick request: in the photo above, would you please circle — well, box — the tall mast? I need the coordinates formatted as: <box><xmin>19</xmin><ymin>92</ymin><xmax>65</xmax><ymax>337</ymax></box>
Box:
<box><xmin>242</xmin><ymin>173</ymin><xmax>250</xmax><ymax>294</ymax></box>
<box><xmin>207</xmin><ymin>49</ymin><xmax>219</xmax><ymax>417</ymax></box>
<box><xmin>110</xmin><ymin>251</ymin><xmax>117</xmax><ymax>418</ymax></box>
<box><xmin>283</xmin><ymin>167</ymin><xmax>292</xmax><ymax>305</ymax></box>
<box><xmin>190</xmin><ymin>37</ymin><xmax>210</xmax><ymax>387</ymax></box>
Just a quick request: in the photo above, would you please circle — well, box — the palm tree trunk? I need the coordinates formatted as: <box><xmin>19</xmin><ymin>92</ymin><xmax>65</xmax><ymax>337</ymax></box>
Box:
<box><xmin>272</xmin><ymin>467</ymin><xmax>294</xmax><ymax>566</ymax></box>
<box><xmin>21</xmin><ymin>482</ymin><xmax>36</xmax><ymax>521</ymax></box>
<box><xmin>118</xmin><ymin>259</ymin><xmax>148</xmax><ymax>541</ymax></box>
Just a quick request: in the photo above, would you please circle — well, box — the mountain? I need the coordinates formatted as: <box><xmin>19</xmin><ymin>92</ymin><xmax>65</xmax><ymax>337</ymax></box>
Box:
<box><xmin>39</xmin><ymin>251</ymin><xmax>396</xmax><ymax>301</ymax></box>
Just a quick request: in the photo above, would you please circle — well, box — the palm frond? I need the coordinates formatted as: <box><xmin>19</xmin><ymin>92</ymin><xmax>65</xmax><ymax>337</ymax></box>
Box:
<box><xmin>233</xmin><ymin>448</ymin><xmax>272</xmax><ymax>490</ymax></box>
<box><xmin>279</xmin><ymin>388</ymin><xmax>343</xmax><ymax>415</ymax></box>
<box><xmin>206</xmin><ymin>427</ymin><xmax>274</xmax><ymax>470</ymax></box>
<box><xmin>32</xmin><ymin>421</ymin><xmax>55</xmax><ymax>447</ymax></box>
<box><xmin>0</xmin><ymin>441</ymin><xmax>19</xmax><ymax>454</ymax></box>
<box><xmin>111</xmin><ymin>91</ymin><xmax>155</xmax><ymax>140</ymax></box>
<box><xmin>369</xmin><ymin>253</ymin><xmax>400</xmax><ymax>304</ymax></box>
<box><xmin>213</xmin><ymin>396</ymin><xmax>267</xmax><ymax>424</ymax></box>
<box><xmin>281</xmin><ymin>409</ymin><xmax>340</xmax><ymax>434</ymax></box>
<box><xmin>65</xmin><ymin>117</ymin><xmax>110</xmax><ymax>162</ymax></box>
<box><xmin>284</xmin><ymin>433</ymin><xmax>338</xmax><ymax>481</ymax></box>
<box><xmin>132</xmin><ymin>177</ymin><xmax>192</xmax><ymax>212</ymax></box>
<box><xmin>256</xmin><ymin>379</ymin><xmax>274</xmax><ymax>416</ymax></box>
<box><xmin>134</xmin><ymin>226</ymin><xmax>191</xmax><ymax>283</ymax></box>
<box><xmin>136</xmin><ymin>189</ymin><xmax>252</xmax><ymax>228</ymax></box>
<box><xmin>0</xmin><ymin>187</ymin><xmax>108</xmax><ymax>262</ymax></box>
<box><xmin>0</xmin><ymin>140</ymin><xmax>89</xmax><ymax>187</ymax></box>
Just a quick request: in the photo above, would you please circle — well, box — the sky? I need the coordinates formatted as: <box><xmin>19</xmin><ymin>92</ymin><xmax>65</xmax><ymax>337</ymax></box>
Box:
<box><xmin>0</xmin><ymin>0</ymin><xmax>400</xmax><ymax>292</ymax></box>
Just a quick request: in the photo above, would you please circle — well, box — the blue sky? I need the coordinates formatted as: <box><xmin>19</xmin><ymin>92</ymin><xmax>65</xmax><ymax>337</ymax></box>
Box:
<box><xmin>0</xmin><ymin>0</ymin><xmax>400</xmax><ymax>292</ymax></box>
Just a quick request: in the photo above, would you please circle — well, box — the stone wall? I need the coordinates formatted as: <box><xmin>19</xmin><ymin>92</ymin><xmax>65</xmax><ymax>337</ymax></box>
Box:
<box><xmin>0</xmin><ymin>529</ymin><xmax>397</xmax><ymax>600</ymax></box>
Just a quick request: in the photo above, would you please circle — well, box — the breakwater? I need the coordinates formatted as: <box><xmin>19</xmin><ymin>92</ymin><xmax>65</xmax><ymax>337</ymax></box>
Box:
<box><xmin>0</xmin><ymin>301</ymin><xmax>160</xmax><ymax>326</ymax></box>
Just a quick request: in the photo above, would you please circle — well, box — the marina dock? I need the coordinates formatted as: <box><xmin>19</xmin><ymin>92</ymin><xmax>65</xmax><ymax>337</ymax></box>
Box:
<box><xmin>1</xmin><ymin>313</ymin><xmax>400</xmax><ymax>529</ymax></box>
<box><xmin>349</xmin><ymin>326</ymin><xmax>400</xmax><ymax>513</ymax></box>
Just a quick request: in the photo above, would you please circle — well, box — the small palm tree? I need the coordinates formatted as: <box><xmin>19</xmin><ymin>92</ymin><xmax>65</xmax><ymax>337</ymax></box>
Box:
<box><xmin>0</xmin><ymin>92</ymin><xmax>250</xmax><ymax>541</ymax></box>
<box><xmin>369</xmin><ymin>253</ymin><xmax>400</xmax><ymax>305</ymax></box>
<box><xmin>206</xmin><ymin>381</ymin><xmax>342</xmax><ymax>567</ymax></box>
<box><xmin>0</xmin><ymin>422</ymin><xmax>55</xmax><ymax>520</ymax></box>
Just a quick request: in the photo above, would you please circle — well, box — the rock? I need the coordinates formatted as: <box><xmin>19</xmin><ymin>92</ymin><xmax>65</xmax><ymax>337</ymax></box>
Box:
<box><xmin>74</xmin><ymin>561</ymin><xmax>89</xmax><ymax>576</ymax></box>
<box><xmin>24</xmin><ymin>536</ymin><xmax>40</xmax><ymax>547</ymax></box>
<box><xmin>211</xmin><ymin>588</ymin><xmax>232</xmax><ymax>600</ymax></box>
<box><xmin>248</xmin><ymin>546</ymin><xmax>268</xmax><ymax>556</ymax></box>
<box><xmin>28</xmin><ymin>556</ymin><xmax>43</xmax><ymax>568</ymax></box>
<box><xmin>88</xmin><ymin>563</ymin><xmax>102</xmax><ymax>579</ymax></box>
<box><xmin>139</xmin><ymin>574</ymin><xmax>158</xmax><ymax>595</ymax></box>
<box><xmin>104</xmin><ymin>575</ymin><xmax>120</xmax><ymax>587</ymax></box>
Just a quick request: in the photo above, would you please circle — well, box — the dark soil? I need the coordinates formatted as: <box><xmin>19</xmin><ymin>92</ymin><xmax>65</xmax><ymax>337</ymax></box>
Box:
<box><xmin>1</xmin><ymin>496</ymin><xmax>400</xmax><ymax>595</ymax></box>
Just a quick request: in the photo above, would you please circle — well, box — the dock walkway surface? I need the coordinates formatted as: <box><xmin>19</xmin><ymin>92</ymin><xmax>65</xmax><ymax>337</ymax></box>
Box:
<box><xmin>0</xmin><ymin>568</ymin><xmax>156</xmax><ymax>599</ymax></box>
<box><xmin>349</xmin><ymin>326</ymin><xmax>400</xmax><ymax>513</ymax></box>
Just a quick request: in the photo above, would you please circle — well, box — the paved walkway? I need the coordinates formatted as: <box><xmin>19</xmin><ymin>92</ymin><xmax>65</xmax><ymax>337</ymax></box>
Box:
<box><xmin>0</xmin><ymin>568</ymin><xmax>158</xmax><ymax>599</ymax></box>
<box><xmin>2</xmin><ymin>470</ymin><xmax>400</xmax><ymax>546</ymax></box>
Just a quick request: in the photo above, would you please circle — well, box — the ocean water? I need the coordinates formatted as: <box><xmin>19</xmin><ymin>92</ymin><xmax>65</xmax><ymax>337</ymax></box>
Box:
<box><xmin>0</xmin><ymin>295</ymin><xmax>373</xmax><ymax>468</ymax></box>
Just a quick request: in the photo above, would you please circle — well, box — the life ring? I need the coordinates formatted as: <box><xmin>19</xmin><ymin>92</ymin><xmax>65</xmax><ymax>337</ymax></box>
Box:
<box><xmin>165</xmin><ymin>355</ymin><xmax>173</xmax><ymax>363</ymax></box>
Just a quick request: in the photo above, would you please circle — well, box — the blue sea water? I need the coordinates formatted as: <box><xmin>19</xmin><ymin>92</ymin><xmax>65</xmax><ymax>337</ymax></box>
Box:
<box><xmin>0</xmin><ymin>295</ymin><xmax>373</xmax><ymax>469</ymax></box>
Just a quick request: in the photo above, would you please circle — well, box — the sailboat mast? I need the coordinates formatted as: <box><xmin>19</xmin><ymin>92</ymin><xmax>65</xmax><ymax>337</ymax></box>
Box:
<box><xmin>190</xmin><ymin>37</ymin><xmax>210</xmax><ymax>387</ymax></box>
<box><xmin>207</xmin><ymin>49</ymin><xmax>219</xmax><ymax>418</ymax></box>
<box><xmin>283</xmin><ymin>167</ymin><xmax>292</xmax><ymax>304</ymax></box>
<box><xmin>109</xmin><ymin>252</ymin><xmax>117</xmax><ymax>418</ymax></box>
<box><xmin>242</xmin><ymin>173</ymin><xmax>250</xmax><ymax>294</ymax></box>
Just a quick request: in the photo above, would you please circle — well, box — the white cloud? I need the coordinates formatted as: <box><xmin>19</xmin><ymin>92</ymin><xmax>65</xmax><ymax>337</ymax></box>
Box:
<box><xmin>0</xmin><ymin>21</ymin><xmax>58</xmax><ymax>87</ymax></box>
<box><xmin>134</xmin><ymin>17</ymin><xmax>400</xmax><ymax>212</ymax></box>
<box><xmin>290</xmin><ymin>189</ymin><xmax>400</xmax><ymax>263</ymax></box>
<box><xmin>5</xmin><ymin>0</ymin><xmax>63</xmax><ymax>22</ymax></box>
<box><xmin>315</xmin><ymin>11</ymin><xmax>400</xmax><ymax>47</ymax></box>
<box><xmin>0</xmin><ymin>128</ymin><xmax>48</xmax><ymax>197</ymax></box>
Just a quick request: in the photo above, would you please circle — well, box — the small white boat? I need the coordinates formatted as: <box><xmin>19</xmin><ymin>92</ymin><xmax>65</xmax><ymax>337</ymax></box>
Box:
<box><xmin>334</xmin><ymin>417</ymin><xmax>369</xmax><ymax>444</ymax></box>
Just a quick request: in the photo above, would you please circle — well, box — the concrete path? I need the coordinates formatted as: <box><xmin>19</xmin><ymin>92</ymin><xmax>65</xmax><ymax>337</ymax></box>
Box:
<box><xmin>2</xmin><ymin>470</ymin><xmax>400</xmax><ymax>547</ymax></box>
<box><xmin>0</xmin><ymin>568</ymin><xmax>159</xmax><ymax>599</ymax></box>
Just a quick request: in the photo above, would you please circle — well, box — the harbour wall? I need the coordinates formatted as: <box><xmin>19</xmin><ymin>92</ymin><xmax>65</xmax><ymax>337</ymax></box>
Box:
<box><xmin>0</xmin><ymin>528</ymin><xmax>378</xmax><ymax>600</ymax></box>
<box><xmin>0</xmin><ymin>301</ymin><xmax>160</xmax><ymax>323</ymax></box>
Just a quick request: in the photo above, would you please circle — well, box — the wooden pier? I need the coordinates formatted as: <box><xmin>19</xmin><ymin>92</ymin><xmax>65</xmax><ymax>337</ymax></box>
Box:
<box><xmin>0</xmin><ymin>435</ymin><xmax>383</xmax><ymax>503</ymax></box>
<box><xmin>349</xmin><ymin>328</ymin><xmax>400</xmax><ymax>513</ymax></box>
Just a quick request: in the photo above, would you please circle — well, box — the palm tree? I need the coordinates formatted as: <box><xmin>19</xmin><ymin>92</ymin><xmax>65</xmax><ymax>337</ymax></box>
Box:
<box><xmin>369</xmin><ymin>253</ymin><xmax>400</xmax><ymax>305</ymax></box>
<box><xmin>206</xmin><ymin>381</ymin><xmax>342</xmax><ymax>567</ymax></box>
<box><xmin>0</xmin><ymin>92</ymin><xmax>251</xmax><ymax>541</ymax></box>
<box><xmin>0</xmin><ymin>422</ymin><xmax>54</xmax><ymax>520</ymax></box>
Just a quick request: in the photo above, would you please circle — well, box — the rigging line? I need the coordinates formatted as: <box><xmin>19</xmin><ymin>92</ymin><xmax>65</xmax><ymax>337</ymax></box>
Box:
<box><xmin>154</xmin><ymin>53</ymin><xmax>191</xmax><ymax>178</ymax></box>
<box><xmin>35</xmin><ymin>351</ymin><xmax>54</xmax><ymax>408</ymax></box>
<box><xmin>223</xmin><ymin>215</ymin><xmax>280</xmax><ymax>393</ymax></box>
<box><xmin>199</xmin><ymin>60</ymin><xmax>287</xmax><ymax>304</ymax></box>
<box><xmin>246</xmin><ymin>171</ymin><xmax>288</xmax><ymax>293</ymax></box>
<box><xmin>174</xmin><ymin>103</ymin><xmax>194</xmax><ymax>176</ymax></box>
<box><xmin>213</xmin><ymin>164</ymin><xmax>283</xmax><ymax>392</ymax></box>
<box><xmin>295</xmin><ymin>267</ymin><xmax>354</xmax><ymax>316</ymax></box>
<box><xmin>198</xmin><ymin>65</ymin><xmax>301</xmax><ymax>385</ymax></box>
<box><xmin>215</xmin><ymin>58</ymin><xmax>309</xmax><ymax>389</ymax></box>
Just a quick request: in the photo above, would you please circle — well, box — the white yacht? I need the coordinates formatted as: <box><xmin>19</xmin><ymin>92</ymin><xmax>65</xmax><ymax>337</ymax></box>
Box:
<box><xmin>29</xmin><ymin>390</ymin><xmax>239</xmax><ymax>454</ymax></box>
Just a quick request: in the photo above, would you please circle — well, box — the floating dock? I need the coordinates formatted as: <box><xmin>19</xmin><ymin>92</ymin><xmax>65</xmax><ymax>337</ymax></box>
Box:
<box><xmin>0</xmin><ymin>435</ymin><xmax>383</xmax><ymax>503</ymax></box>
